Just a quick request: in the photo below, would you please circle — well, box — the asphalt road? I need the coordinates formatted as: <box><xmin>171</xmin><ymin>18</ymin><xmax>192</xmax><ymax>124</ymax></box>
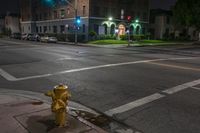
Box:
<box><xmin>0</xmin><ymin>38</ymin><xmax>200</xmax><ymax>133</ymax></box>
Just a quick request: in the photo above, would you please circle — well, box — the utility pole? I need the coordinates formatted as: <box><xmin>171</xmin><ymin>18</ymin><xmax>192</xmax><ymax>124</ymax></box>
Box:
<box><xmin>128</xmin><ymin>24</ymin><xmax>130</xmax><ymax>47</ymax></box>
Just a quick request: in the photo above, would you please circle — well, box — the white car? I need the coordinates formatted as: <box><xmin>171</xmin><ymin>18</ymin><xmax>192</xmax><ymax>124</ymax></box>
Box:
<box><xmin>40</xmin><ymin>36</ymin><xmax>57</xmax><ymax>43</ymax></box>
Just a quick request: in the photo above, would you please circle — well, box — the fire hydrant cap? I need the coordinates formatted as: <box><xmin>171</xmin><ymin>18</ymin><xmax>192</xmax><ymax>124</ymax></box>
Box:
<box><xmin>54</xmin><ymin>84</ymin><xmax>68</xmax><ymax>90</ymax></box>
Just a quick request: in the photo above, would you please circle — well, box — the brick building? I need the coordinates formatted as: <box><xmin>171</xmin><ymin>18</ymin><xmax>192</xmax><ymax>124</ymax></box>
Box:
<box><xmin>20</xmin><ymin>0</ymin><xmax>150</xmax><ymax>41</ymax></box>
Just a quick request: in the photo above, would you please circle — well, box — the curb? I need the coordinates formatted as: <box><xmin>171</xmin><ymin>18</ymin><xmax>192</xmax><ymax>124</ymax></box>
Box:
<box><xmin>0</xmin><ymin>88</ymin><xmax>107</xmax><ymax>133</ymax></box>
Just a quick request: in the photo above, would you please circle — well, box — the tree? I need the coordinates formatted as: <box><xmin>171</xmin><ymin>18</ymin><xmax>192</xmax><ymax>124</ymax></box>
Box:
<box><xmin>173</xmin><ymin>0</ymin><xmax>200</xmax><ymax>30</ymax></box>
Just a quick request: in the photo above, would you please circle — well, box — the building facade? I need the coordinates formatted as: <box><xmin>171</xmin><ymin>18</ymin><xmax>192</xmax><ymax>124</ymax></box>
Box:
<box><xmin>149</xmin><ymin>9</ymin><xmax>199</xmax><ymax>40</ymax></box>
<box><xmin>0</xmin><ymin>16</ymin><xmax>4</xmax><ymax>33</ymax></box>
<box><xmin>20</xmin><ymin>0</ymin><xmax>150</xmax><ymax>41</ymax></box>
<box><xmin>149</xmin><ymin>9</ymin><xmax>173</xmax><ymax>39</ymax></box>
<box><xmin>0</xmin><ymin>13</ymin><xmax>20</xmax><ymax>34</ymax></box>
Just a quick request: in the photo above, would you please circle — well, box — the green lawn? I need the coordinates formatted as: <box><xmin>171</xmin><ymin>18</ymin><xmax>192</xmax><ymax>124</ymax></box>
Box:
<box><xmin>88</xmin><ymin>39</ymin><xmax>175</xmax><ymax>45</ymax></box>
<box><xmin>88</xmin><ymin>40</ymin><xmax>128</xmax><ymax>45</ymax></box>
<box><xmin>138</xmin><ymin>40</ymin><xmax>168</xmax><ymax>44</ymax></box>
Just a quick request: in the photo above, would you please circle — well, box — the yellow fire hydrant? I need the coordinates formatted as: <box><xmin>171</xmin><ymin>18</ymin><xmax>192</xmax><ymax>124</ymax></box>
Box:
<box><xmin>45</xmin><ymin>84</ymin><xmax>71</xmax><ymax>127</ymax></box>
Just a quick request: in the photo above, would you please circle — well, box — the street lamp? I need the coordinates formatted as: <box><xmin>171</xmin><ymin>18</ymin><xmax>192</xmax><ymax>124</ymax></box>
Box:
<box><xmin>108</xmin><ymin>17</ymin><xmax>113</xmax><ymax>21</ymax></box>
<box><xmin>108</xmin><ymin>17</ymin><xmax>113</xmax><ymax>34</ymax></box>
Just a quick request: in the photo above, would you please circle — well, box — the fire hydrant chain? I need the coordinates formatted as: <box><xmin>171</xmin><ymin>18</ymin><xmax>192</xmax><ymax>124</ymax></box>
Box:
<box><xmin>45</xmin><ymin>84</ymin><xmax>71</xmax><ymax>127</ymax></box>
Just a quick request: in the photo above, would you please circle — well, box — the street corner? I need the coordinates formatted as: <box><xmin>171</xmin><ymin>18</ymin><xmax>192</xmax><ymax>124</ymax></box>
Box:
<box><xmin>0</xmin><ymin>91</ymin><xmax>108</xmax><ymax>133</ymax></box>
<box><xmin>15</xmin><ymin>109</ymin><xmax>100</xmax><ymax>133</ymax></box>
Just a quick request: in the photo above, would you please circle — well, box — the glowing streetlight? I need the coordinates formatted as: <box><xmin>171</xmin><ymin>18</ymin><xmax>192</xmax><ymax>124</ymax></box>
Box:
<box><xmin>108</xmin><ymin>17</ymin><xmax>113</xmax><ymax>21</ymax></box>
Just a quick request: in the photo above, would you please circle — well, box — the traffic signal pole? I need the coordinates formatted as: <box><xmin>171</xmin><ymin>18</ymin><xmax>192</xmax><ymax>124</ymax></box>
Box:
<box><xmin>74</xmin><ymin>0</ymin><xmax>78</xmax><ymax>45</ymax></box>
<box><xmin>65</xmin><ymin>0</ymin><xmax>78</xmax><ymax>45</ymax></box>
<box><xmin>75</xmin><ymin>9</ymin><xmax>78</xmax><ymax>45</ymax></box>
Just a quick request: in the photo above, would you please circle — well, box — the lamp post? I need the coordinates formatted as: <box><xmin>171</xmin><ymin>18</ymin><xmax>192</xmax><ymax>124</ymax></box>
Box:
<box><xmin>108</xmin><ymin>17</ymin><xmax>113</xmax><ymax>35</ymax></box>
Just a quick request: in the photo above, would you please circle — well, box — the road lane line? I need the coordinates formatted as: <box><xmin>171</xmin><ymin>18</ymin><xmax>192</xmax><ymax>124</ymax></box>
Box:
<box><xmin>148</xmin><ymin>62</ymin><xmax>200</xmax><ymax>72</ymax></box>
<box><xmin>0</xmin><ymin>68</ymin><xmax>17</xmax><ymax>81</ymax></box>
<box><xmin>191</xmin><ymin>86</ymin><xmax>200</xmax><ymax>90</ymax></box>
<box><xmin>1</xmin><ymin>57</ymin><xmax>199</xmax><ymax>81</ymax></box>
<box><xmin>11</xmin><ymin>59</ymin><xmax>165</xmax><ymax>81</ymax></box>
<box><xmin>104</xmin><ymin>93</ymin><xmax>165</xmax><ymax>116</ymax></box>
<box><xmin>104</xmin><ymin>78</ymin><xmax>200</xmax><ymax>116</ymax></box>
<box><xmin>163</xmin><ymin>79</ymin><xmax>200</xmax><ymax>94</ymax></box>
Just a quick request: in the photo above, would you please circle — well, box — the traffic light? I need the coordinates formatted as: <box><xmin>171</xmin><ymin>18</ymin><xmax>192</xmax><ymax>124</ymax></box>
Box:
<box><xmin>127</xmin><ymin>16</ymin><xmax>132</xmax><ymax>22</ymax></box>
<box><xmin>75</xmin><ymin>16</ymin><xmax>81</xmax><ymax>26</ymax></box>
<box><xmin>42</xmin><ymin>0</ymin><xmax>55</xmax><ymax>7</ymax></box>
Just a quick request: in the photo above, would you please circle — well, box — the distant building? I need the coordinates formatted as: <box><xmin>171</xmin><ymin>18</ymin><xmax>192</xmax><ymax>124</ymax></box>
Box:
<box><xmin>5</xmin><ymin>13</ymin><xmax>21</xmax><ymax>33</ymax></box>
<box><xmin>149</xmin><ymin>9</ymin><xmax>173</xmax><ymax>39</ymax></box>
<box><xmin>0</xmin><ymin>13</ymin><xmax>20</xmax><ymax>34</ymax></box>
<box><xmin>20</xmin><ymin>0</ymin><xmax>150</xmax><ymax>41</ymax></box>
<box><xmin>149</xmin><ymin>9</ymin><xmax>199</xmax><ymax>40</ymax></box>
<box><xmin>0</xmin><ymin>15</ymin><xmax>5</xmax><ymax>33</ymax></box>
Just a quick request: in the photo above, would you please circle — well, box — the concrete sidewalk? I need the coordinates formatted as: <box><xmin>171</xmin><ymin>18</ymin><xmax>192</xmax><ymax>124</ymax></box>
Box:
<box><xmin>0</xmin><ymin>89</ymin><xmax>107</xmax><ymax>133</ymax></box>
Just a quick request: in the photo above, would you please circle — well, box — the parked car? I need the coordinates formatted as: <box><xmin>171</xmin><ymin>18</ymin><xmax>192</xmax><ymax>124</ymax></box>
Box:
<box><xmin>33</xmin><ymin>34</ymin><xmax>41</xmax><ymax>41</ymax></box>
<box><xmin>40</xmin><ymin>36</ymin><xmax>57</xmax><ymax>43</ymax></box>
<box><xmin>10</xmin><ymin>33</ymin><xmax>21</xmax><ymax>39</ymax></box>
<box><xmin>27</xmin><ymin>33</ymin><xmax>34</xmax><ymax>41</ymax></box>
<box><xmin>21</xmin><ymin>33</ymin><xmax>28</xmax><ymax>40</ymax></box>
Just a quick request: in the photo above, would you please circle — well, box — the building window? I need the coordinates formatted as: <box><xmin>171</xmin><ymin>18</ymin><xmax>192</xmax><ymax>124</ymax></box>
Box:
<box><xmin>93</xmin><ymin>24</ymin><xmax>99</xmax><ymax>34</ymax></box>
<box><xmin>36</xmin><ymin>27</ymin><xmax>38</xmax><ymax>33</ymax></box>
<box><xmin>82</xmin><ymin>24</ymin><xmax>85</xmax><ymax>33</ymax></box>
<box><xmin>40</xmin><ymin>26</ymin><xmax>42</xmax><ymax>32</ymax></box>
<box><xmin>28</xmin><ymin>26</ymin><xmax>30</xmax><ymax>31</ymax></box>
<box><xmin>49</xmin><ymin>26</ymin><xmax>51</xmax><ymax>31</ymax></box>
<box><xmin>39</xmin><ymin>14</ymin><xmax>42</xmax><ymax>20</ymax></box>
<box><xmin>60</xmin><ymin>25</ymin><xmax>65</xmax><ymax>33</ymax></box>
<box><xmin>67</xmin><ymin>8</ymin><xmax>70</xmax><ymax>15</ymax></box>
<box><xmin>83</xmin><ymin>6</ymin><xmax>86</xmax><ymax>16</ymax></box>
<box><xmin>54</xmin><ymin>10</ymin><xmax>58</xmax><ymax>19</ymax></box>
<box><xmin>60</xmin><ymin>9</ymin><xmax>65</xmax><ymax>19</ymax></box>
<box><xmin>44</xmin><ymin>26</ymin><xmax>47</xmax><ymax>33</ymax></box>
<box><xmin>53</xmin><ymin>26</ymin><xmax>57</xmax><ymax>33</ymax></box>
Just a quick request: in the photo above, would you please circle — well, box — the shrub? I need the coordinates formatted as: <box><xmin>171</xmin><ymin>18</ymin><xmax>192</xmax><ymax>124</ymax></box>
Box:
<box><xmin>120</xmin><ymin>35</ymin><xmax>128</xmax><ymax>40</ymax></box>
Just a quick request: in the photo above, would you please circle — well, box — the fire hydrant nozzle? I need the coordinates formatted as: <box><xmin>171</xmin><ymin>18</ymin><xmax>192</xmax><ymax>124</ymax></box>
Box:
<box><xmin>45</xmin><ymin>84</ymin><xmax>71</xmax><ymax>127</ymax></box>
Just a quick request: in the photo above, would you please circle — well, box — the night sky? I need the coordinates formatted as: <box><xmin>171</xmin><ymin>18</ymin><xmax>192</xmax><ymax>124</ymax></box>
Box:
<box><xmin>0</xmin><ymin>0</ymin><xmax>177</xmax><ymax>14</ymax></box>
<box><xmin>151</xmin><ymin>0</ymin><xmax>177</xmax><ymax>10</ymax></box>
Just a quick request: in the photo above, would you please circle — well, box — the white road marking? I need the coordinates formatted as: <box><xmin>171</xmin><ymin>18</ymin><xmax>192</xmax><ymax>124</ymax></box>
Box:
<box><xmin>105</xmin><ymin>93</ymin><xmax>165</xmax><ymax>116</ymax></box>
<box><xmin>0</xmin><ymin>68</ymin><xmax>17</xmax><ymax>81</ymax></box>
<box><xmin>191</xmin><ymin>86</ymin><xmax>200</xmax><ymax>90</ymax></box>
<box><xmin>0</xmin><ymin>57</ymin><xmax>199</xmax><ymax>81</ymax></box>
<box><xmin>162</xmin><ymin>79</ymin><xmax>200</xmax><ymax>94</ymax></box>
<box><xmin>0</xmin><ymin>59</ymin><xmax>165</xmax><ymax>81</ymax></box>
<box><xmin>104</xmin><ymin>78</ymin><xmax>200</xmax><ymax>116</ymax></box>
